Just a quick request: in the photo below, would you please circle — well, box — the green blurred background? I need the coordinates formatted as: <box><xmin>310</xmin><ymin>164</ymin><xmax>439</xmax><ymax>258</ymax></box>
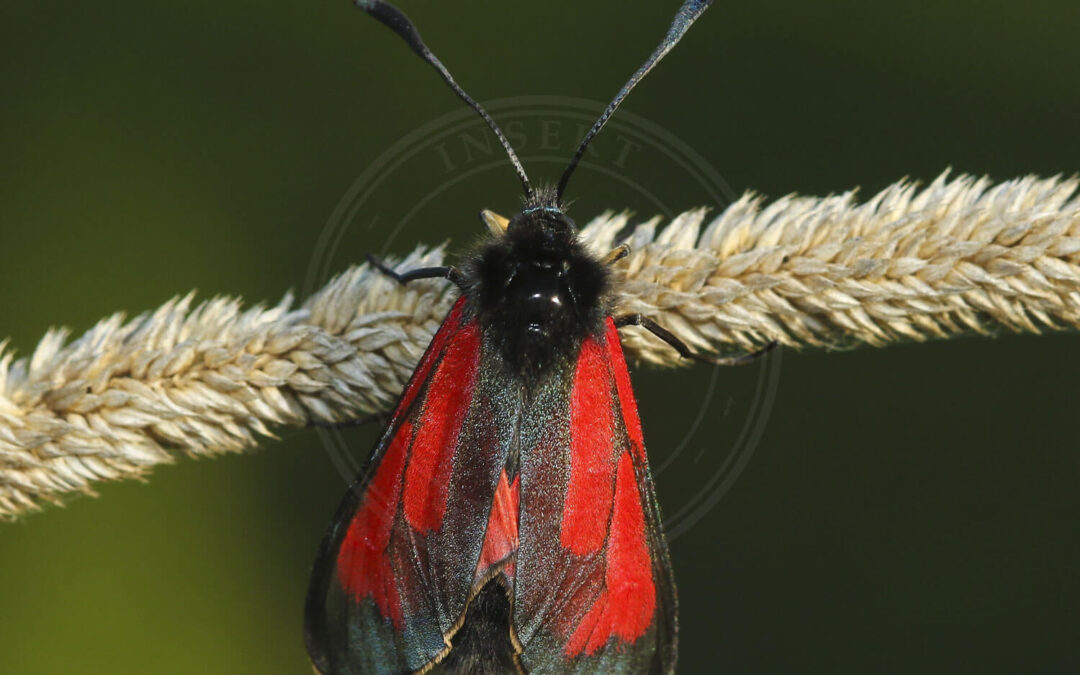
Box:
<box><xmin>2</xmin><ymin>1</ymin><xmax>1079</xmax><ymax>672</ymax></box>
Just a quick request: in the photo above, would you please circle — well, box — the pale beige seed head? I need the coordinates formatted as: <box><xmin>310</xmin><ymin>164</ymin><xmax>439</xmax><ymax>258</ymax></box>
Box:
<box><xmin>2</xmin><ymin>171</ymin><xmax>1078</xmax><ymax>518</ymax></box>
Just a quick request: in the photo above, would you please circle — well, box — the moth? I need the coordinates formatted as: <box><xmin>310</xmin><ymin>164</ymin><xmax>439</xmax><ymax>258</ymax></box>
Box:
<box><xmin>304</xmin><ymin>1</ymin><xmax>767</xmax><ymax>672</ymax></box>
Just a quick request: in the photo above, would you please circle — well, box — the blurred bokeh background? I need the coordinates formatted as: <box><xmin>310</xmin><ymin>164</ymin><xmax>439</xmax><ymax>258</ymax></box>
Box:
<box><xmin>2</xmin><ymin>1</ymin><xmax>1078</xmax><ymax>672</ymax></box>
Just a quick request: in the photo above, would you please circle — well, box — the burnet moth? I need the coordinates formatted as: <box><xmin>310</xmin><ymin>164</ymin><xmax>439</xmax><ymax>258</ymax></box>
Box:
<box><xmin>305</xmin><ymin>1</ymin><xmax>768</xmax><ymax>672</ymax></box>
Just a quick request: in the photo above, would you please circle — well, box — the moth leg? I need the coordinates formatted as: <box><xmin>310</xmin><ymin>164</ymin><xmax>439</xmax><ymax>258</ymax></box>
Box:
<box><xmin>307</xmin><ymin>410</ymin><xmax>391</xmax><ymax>430</ymax></box>
<box><xmin>366</xmin><ymin>253</ymin><xmax>467</xmax><ymax>289</ymax></box>
<box><xmin>613</xmin><ymin>313</ymin><xmax>778</xmax><ymax>365</ymax></box>
<box><xmin>602</xmin><ymin>243</ymin><xmax>631</xmax><ymax>266</ymax></box>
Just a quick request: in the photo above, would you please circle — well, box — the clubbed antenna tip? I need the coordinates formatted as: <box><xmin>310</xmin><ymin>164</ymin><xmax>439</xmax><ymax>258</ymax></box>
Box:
<box><xmin>556</xmin><ymin>0</ymin><xmax>713</xmax><ymax>202</ymax></box>
<box><xmin>354</xmin><ymin>0</ymin><xmax>534</xmax><ymax>199</ymax></box>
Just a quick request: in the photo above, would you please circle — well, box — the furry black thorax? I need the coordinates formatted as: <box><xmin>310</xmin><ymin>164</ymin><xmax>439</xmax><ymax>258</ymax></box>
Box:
<box><xmin>464</xmin><ymin>202</ymin><xmax>611</xmax><ymax>381</ymax></box>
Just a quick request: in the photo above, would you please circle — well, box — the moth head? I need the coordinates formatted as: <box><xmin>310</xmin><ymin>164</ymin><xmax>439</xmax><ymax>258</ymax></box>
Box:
<box><xmin>506</xmin><ymin>206</ymin><xmax>576</xmax><ymax>252</ymax></box>
<box><xmin>481</xmin><ymin>207</ymin><xmax>577</xmax><ymax>257</ymax></box>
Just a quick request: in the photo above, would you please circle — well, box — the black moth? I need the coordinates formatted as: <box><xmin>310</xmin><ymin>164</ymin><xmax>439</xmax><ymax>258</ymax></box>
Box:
<box><xmin>305</xmin><ymin>1</ymin><xmax>768</xmax><ymax>673</ymax></box>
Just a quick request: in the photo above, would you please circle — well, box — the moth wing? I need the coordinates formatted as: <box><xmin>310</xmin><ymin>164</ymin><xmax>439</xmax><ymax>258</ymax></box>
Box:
<box><xmin>305</xmin><ymin>297</ymin><xmax>517</xmax><ymax>673</ymax></box>
<box><xmin>514</xmin><ymin>319</ymin><xmax>677</xmax><ymax>674</ymax></box>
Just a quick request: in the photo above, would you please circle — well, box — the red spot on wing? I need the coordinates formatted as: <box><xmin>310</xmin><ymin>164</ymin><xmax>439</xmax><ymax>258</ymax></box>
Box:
<box><xmin>337</xmin><ymin>420</ymin><xmax>415</xmax><ymax>628</ymax></box>
<box><xmin>561</xmin><ymin>335</ymin><xmax>616</xmax><ymax>555</ymax></box>
<box><xmin>390</xmin><ymin>297</ymin><xmax>467</xmax><ymax>428</ymax></box>
<box><xmin>565</xmin><ymin>451</ymin><xmax>656</xmax><ymax>656</ymax></box>
<box><xmin>403</xmin><ymin>321</ymin><xmax>482</xmax><ymax>533</ymax></box>
<box><xmin>475</xmin><ymin>470</ymin><xmax>520</xmax><ymax>582</ymax></box>
<box><xmin>604</xmin><ymin>318</ymin><xmax>645</xmax><ymax>461</ymax></box>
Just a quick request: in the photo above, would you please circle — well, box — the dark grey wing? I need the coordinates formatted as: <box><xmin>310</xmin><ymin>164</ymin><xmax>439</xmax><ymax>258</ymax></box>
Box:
<box><xmin>305</xmin><ymin>301</ymin><xmax>521</xmax><ymax>673</ymax></box>
<box><xmin>513</xmin><ymin>324</ymin><xmax>677</xmax><ymax>674</ymax></box>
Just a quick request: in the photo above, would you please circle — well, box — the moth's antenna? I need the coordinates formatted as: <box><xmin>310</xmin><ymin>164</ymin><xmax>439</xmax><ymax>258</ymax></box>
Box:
<box><xmin>355</xmin><ymin>0</ymin><xmax>533</xmax><ymax>199</ymax></box>
<box><xmin>557</xmin><ymin>0</ymin><xmax>712</xmax><ymax>202</ymax></box>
